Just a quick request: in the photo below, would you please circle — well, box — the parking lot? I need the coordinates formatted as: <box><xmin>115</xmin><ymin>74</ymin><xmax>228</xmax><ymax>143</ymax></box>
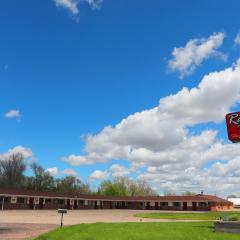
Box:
<box><xmin>0</xmin><ymin>209</ymin><xmax>201</xmax><ymax>239</ymax></box>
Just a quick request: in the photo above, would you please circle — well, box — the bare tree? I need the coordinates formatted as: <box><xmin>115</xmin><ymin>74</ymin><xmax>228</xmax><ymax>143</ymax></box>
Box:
<box><xmin>26</xmin><ymin>163</ymin><xmax>56</xmax><ymax>192</ymax></box>
<box><xmin>0</xmin><ymin>153</ymin><xmax>26</xmax><ymax>188</ymax></box>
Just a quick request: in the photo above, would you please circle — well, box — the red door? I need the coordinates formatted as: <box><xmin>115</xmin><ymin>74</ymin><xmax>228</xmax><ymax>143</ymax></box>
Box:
<box><xmin>67</xmin><ymin>199</ymin><xmax>71</xmax><ymax>209</ymax></box>
<box><xmin>146</xmin><ymin>202</ymin><xmax>150</xmax><ymax>209</ymax></box>
<box><xmin>39</xmin><ymin>198</ymin><xmax>44</xmax><ymax>209</ymax></box>
<box><xmin>29</xmin><ymin>198</ymin><xmax>34</xmax><ymax>209</ymax></box>
<box><xmin>192</xmin><ymin>202</ymin><xmax>197</xmax><ymax>211</ymax></box>
<box><xmin>183</xmin><ymin>202</ymin><xmax>187</xmax><ymax>210</ymax></box>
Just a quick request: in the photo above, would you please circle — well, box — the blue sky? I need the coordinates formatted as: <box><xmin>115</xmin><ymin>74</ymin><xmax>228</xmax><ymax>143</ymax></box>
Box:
<box><xmin>1</xmin><ymin>0</ymin><xmax>240</xmax><ymax>196</ymax></box>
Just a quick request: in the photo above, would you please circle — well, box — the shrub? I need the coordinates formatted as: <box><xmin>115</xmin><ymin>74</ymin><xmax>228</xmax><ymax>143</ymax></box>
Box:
<box><xmin>227</xmin><ymin>214</ymin><xmax>239</xmax><ymax>221</ymax></box>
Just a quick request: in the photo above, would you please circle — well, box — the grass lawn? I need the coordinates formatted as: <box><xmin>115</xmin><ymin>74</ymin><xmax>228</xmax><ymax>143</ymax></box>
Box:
<box><xmin>135</xmin><ymin>212</ymin><xmax>240</xmax><ymax>221</ymax></box>
<box><xmin>35</xmin><ymin>222</ymin><xmax>240</xmax><ymax>240</ymax></box>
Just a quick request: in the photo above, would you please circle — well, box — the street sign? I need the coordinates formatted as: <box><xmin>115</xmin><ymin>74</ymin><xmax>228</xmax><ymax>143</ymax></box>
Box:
<box><xmin>58</xmin><ymin>209</ymin><xmax>67</xmax><ymax>228</ymax></box>
<box><xmin>226</xmin><ymin>112</ymin><xmax>240</xmax><ymax>143</ymax></box>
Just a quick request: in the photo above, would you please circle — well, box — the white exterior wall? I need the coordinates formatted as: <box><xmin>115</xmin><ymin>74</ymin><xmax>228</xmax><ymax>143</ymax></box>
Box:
<box><xmin>228</xmin><ymin>198</ymin><xmax>240</xmax><ymax>206</ymax></box>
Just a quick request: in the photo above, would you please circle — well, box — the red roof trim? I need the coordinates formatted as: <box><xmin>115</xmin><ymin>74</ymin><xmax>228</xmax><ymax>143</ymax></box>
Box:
<box><xmin>0</xmin><ymin>188</ymin><xmax>231</xmax><ymax>203</ymax></box>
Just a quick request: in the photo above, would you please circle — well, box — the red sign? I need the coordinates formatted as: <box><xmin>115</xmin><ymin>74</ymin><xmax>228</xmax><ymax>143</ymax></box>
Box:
<box><xmin>226</xmin><ymin>112</ymin><xmax>240</xmax><ymax>143</ymax></box>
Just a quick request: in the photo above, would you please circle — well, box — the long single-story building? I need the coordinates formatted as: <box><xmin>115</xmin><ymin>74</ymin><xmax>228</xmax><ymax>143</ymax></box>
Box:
<box><xmin>0</xmin><ymin>188</ymin><xmax>233</xmax><ymax>211</ymax></box>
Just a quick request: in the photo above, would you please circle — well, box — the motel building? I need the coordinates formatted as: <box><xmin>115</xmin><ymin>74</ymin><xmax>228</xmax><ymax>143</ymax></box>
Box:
<box><xmin>0</xmin><ymin>188</ymin><xmax>233</xmax><ymax>211</ymax></box>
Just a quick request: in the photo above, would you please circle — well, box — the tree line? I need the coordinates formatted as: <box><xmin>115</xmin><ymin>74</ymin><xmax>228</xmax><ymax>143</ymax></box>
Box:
<box><xmin>0</xmin><ymin>153</ymin><xmax>155</xmax><ymax>196</ymax></box>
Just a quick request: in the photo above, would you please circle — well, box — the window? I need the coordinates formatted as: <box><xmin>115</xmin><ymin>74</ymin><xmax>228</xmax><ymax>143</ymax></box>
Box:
<box><xmin>199</xmin><ymin>202</ymin><xmax>207</xmax><ymax>207</ymax></box>
<box><xmin>160</xmin><ymin>202</ymin><xmax>168</xmax><ymax>207</ymax></box>
<box><xmin>173</xmin><ymin>202</ymin><xmax>181</xmax><ymax>207</ymax></box>
<box><xmin>17</xmin><ymin>197</ymin><xmax>26</xmax><ymax>204</ymax></box>
<box><xmin>45</xmin><ymin>198</ymin><xmax>52</xmax><ymax>204</ymax></box>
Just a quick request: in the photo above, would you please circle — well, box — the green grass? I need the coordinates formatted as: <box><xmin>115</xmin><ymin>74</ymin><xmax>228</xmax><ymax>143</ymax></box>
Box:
<box><xmin>135</xmin><ymin>212</ymin><xmax>240</xmax><ymax>221</ymax></box>
<box><xmin>35</xmin><ymin>222</ymin><xmax>240</xmax><ymax>240</ymax></box>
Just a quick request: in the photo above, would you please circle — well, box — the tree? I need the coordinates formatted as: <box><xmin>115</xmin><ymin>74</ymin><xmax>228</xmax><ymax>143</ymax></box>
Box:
<box><xmin>228</xmin><ymin>195</ymin><xmax>237</xmax><ymax>198</ymax></box>
<box><xmin>134</xmin><ymin>180</ymin><xmax>156</xmax><ymax>196</ymax></box>
<box><xmin>98</xmin><ymin>177</ymin><xmax>156</xmax><ymax>196</ymax></box>
<box><xmin>26</xmin><ymin>163</ymin><xmax>56</xmax><ymax>191</ymax></box>
<box><xmin>182</xmin><ymin>191</ymin><xmax>196</xmax><ymax>196</ymax></box>
<box><xmin>56</xmin><ymin>176</ymin><xmax>90</xmax><ymax>193</ymax></box>
<box><xmin>0</xmin><ymin>153</ymin><xmax>26</xmax><ymax>188</ymax></box>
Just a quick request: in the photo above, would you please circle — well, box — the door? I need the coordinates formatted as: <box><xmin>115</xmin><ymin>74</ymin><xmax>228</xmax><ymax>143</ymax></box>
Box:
<box><xmin>29</xmin><ymin>197</ymin><xmax>34</xmax><ymax>209</ymax></box>
<box><xmin>74</xmin><ymin>200</ymin><xmax>78</xmax><ymax>209</ymax></box>
<box><xmin>192</xmin><ymin>202</ymin><xmax>197</xmax><ymax>211</ymax></box>
<box><xmin>39</xmin><ymin>198</ymin><xmax>44</xmax><ymax>209</ymax></box>
<box><xmin>67</xmin><ymin>199</ymin><xmax>71</xmax><ymax>209</ymax></box>
<box><xmin>183</xmin><ymin>202</ymin><xmax>187</xmax><ymax>210</ymax></box>
<box><xmin>155</xmin><ymin>202</ymin><xmax>159</xmax><ymax>210</ymax></box>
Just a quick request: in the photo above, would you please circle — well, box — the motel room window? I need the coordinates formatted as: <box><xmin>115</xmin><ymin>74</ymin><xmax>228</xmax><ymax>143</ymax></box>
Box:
<box><xmin>17</xmin><ymin>197</ymin><xmax>26</xmax><ymax>204</ymax></box>
<box><xmin>198</xmin><ymin>202</ymin><xmax>207</xmax><ymax>207</ymax></box>
<box><xmin>45</xmin><ymin>198</ymin><xmax>52</xmax><ymax>204</ymax></box>
<box><xmin>160</xmin><ymin>202</ymin><xmax>168</xmax><ymax>207</ymax></box>
<box><xmin>52</xmin><ymin>199</ymin><xmax>64</xmax><ymax>205</ymax></box>
<box><xmin>57</xmin><ymin>199</ymin><xmax>64</xmax><ymax>205</ymax></box>
<box><xmin>173</xmin><ymin>202</ymin><xmax>181</xmax><ymax>207</ymax></box>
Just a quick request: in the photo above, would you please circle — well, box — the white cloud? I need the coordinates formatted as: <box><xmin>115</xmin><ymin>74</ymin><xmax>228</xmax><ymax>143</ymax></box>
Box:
<box><xmin>234</xmin><ymin>33</ymin><xmax>240</xmax><ymax>46</ymax></box>
<box><xmin>168</xmin><ymin>32</ymin><xmax>226</xmax><ymax>78</ymax></box>
<box><xmin>109</xmin><ymin>164</ymin><xmax>130</xmax><ymax>177</ymax></box>
<box><xmin>86</xmin><ymin>0</ymin><xmax>103</xmax><ymax>9</ymax></box>
<box><xmin>53</xmin><ymin>0</ymin><xmax>103</xmax><ymax>20</ymax></box>
<box><xmin>5</xmin><ymin>109</ymin><xmax>21</xmax><ymax>120</ymax></box>
<box><xmin>89</xmin><ymin>170</ymin><xmax>109</xmax><ymax>181</ymax></box>
<box><xmin>63</xmin><ymin>59</ymin><xmax>240</xmax><ymax>166</ymax></box>
<box><xmin>63</xmin><ymin>59</ymin><xmax>240</xmax><ymax>196</ymax></box>
<box><xmin>0</xmin><ymin>146</ymin><xmax>33</xmax><ymax>160</ymax></box>
<box><xmin>61</xmin><ymin>154</ymin><xmax>93</xmax><ymax>166</ymax></box>
<box><xmin>54</xmin><ymin>0</ymin><xmax>79</xmax><ymax>15</ymax></box>
<box><xmin>46</xmin><ymin>167</ymin><xmax>59</xmax><ymax>176</ymax></box>
<box><xmin>46</xmin><ymin>167</ymin><xmax>78</xmax><ymax>176</ymax></box>
<box><xmin>89</xmin><ymin>164</ymin><xmax>131</xmax><ymax>181</ymax></box>
<box><xmin>61</xmin><ymin>168</ymin><xmax>78</xmax><ymax>176</ymax></box>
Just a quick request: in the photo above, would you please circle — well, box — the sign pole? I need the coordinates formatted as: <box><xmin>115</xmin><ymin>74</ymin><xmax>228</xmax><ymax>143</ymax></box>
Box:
<box><xmin>61</xmin><ymin>212</ymin><xmax>63</xmax><ymax>228</ymax></box>
<box><xmin>1</xmin><ymin>197</ymin><xmax>4</xmax><ymax>211</ymax></box>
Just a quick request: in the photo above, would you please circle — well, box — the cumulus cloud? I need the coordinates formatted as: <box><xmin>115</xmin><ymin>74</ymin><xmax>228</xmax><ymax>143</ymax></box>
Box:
<box><xmin>5</xmin><ymin>109</ymin><xmax>21</xmax><ymax>120</ymax></box>
<box><xmin>168</xmin><ymin>32</ymin><xmax>226</xmax><ymax>78</ymax></box>
<box><xmin>63</xmin><ymin>59</ymin><xmax>240</xmax><ymax>167</ymax></box>
<box><xmin>46</xmin><ymin>167</ymin><xmax>78</xmax><ymax>176</ymax></box>
<box><xmin>61</xmin><ymin>168</ymin><xmax>78</xmax><ymax>176</ymax></box>
<box><xmin>46</xmin><ymin>167</ymin><xmax>59</xmax><ymax>176</ymax></box>
<box><xmin>90</xmin><ymin>170</ymin><xmax>109</xmax><ymax>181</ymax></box>
<box><xmin>86</xmin><ymin>0</ymin><xmax>103</xmax><ymax>9</ymax></box>
<box><xmin>61</xmin><ymin>154</ymin><xmax>93</xmax><ymax>165</ymax></box>
<box><xmin>89</xmin><ymin>164</ymin><xmax>131</xmax><ymax>181</ymax></box>
<box><xmin>0</xmin><ymin>146</ymin><xmax>33</xmax><ymax>160</ymax></box>
<box><xmin>234</xmin><ymin>33</ymin><xmax>240</xmax><ymax>46</ymax></box>
<box><xmin>62</xmin><ymin>59</ymin><xmax>240</xmax><ymax>196</ymax></box>
<box><xmin>53</xmin><ymin>0</ymin><xmax>103</xmax><ymax>20</ymax></box>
